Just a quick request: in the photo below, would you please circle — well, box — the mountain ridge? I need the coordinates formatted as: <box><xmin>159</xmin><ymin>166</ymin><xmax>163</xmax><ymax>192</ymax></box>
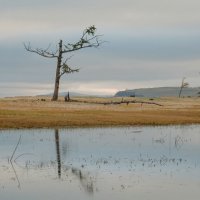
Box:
<box><xmin>115</xmin><ymin>87</ymin><xmax>200</xmax><ymax>98</ymax></box>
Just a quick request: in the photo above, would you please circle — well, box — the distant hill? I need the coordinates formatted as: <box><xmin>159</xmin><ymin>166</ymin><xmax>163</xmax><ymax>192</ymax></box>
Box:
<box><xmin>59</xmin><ymin>92</ymin><xmax>87</xmax><ymax>97</ymax></box>
<box><xmin>115</xmin><ymin>87</ymin><xmax>200</xmax><ymax>98</ymax></box>
<box><xmin>38</xmin><ymin>92</ymin><xmax>88</xmax><ymax>97</ymax></box>
<box><xmin>38</xmin><ymin>92</ymin><xmax>111</xmax><ymax>98</ymax></box>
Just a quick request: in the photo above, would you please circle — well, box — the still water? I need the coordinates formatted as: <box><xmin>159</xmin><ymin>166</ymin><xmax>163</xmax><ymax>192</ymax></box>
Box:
<box><xmin>0</xmin><ymin>126</ymin><xmax>199</xmax><ymax>200</ymax></box>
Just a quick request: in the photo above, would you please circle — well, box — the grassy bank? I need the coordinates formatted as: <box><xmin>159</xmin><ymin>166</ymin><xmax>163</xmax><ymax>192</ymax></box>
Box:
<box><xmin>0</xmin><ymin>96</ymin><xmax>200</xmax><ymax>129</ymax></box>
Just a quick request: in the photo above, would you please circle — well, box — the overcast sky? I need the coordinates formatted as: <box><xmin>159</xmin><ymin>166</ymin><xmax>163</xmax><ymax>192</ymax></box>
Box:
<box><xmin>1</xmin><ymin>0</ymin><xmax>200</xmax><ymax>97</ymax></box>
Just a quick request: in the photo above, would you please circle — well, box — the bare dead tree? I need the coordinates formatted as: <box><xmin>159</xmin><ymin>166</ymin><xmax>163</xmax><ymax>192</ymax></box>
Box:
<box><xmin>179</xmin><ymin>77</ymin><xmax>189</xmax><ymax>98</ymax></box>
<box><xmin>24</xmin><ymin>26</ymin><xmax>103</xmax><ymax>101</ymax></box>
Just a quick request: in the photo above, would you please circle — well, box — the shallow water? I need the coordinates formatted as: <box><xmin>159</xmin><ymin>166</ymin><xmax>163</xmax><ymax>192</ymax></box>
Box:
<box><xmin>0</xmin><ymin>126</ymin><xmax>199</xmax><ymax>200</ymax></box>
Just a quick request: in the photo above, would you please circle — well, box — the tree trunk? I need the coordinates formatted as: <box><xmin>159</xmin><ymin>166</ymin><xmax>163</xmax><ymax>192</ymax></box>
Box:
<box><xmin>52</xmin><ymin>40</ymin><xmax>62</xmax><ymax>101</ymax></box>
<box><xmin>179</xmin><ymin>86</ymin><xmax>183</xmax><ymax>98</ymax></box>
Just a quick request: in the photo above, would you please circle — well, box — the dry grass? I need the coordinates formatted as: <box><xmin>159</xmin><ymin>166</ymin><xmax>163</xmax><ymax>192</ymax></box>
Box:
<box><xmin>0</xmin><ymin>96</ymin><xmax>200</xmax><ymax>129</ymax></box>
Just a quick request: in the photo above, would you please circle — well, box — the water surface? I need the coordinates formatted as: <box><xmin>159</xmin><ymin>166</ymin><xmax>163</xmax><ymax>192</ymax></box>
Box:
<box><xmin>0</xmin><ymin>126</ymin><xmax>199</xmax><ymax>200</ymax></box>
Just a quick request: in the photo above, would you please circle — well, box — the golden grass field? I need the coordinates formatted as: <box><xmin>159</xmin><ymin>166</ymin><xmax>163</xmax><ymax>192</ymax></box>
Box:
<box><xmin>0</xmin><ymin>96</ymin><xmax>200</xmax><ymax>129</ymax></box>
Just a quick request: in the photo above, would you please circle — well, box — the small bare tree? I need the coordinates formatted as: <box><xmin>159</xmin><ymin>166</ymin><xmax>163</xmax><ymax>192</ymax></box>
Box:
<box><xmin>24</xmin><ymin>26</ymin><xmax>103</xmax><ymax>101</ymax></box>
<box><xmin>179</xmin><ymin>77</ymin><xmax>189</xmax><ymax>98</ymax></box>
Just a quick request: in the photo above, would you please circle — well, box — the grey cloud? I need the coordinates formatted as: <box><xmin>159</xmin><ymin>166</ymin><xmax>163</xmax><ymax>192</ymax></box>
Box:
<box><xmin>107</xmin><ymin>32</ymin><xmax>200</xmax><ymax>61</ymax></box>
<box><xmin>1</xmin><ymin>27</ymin><xmax>200</xmax><ymax>85</ymax></box>
<box><xmin>2</xmin><ymin>0</ymin><xmax>200</xmax><ymax>30</ymax></box>
<box><xmin>1</xmin><ymin>0</ymin><xmax>200</xmax><ymax>97</ymax></box>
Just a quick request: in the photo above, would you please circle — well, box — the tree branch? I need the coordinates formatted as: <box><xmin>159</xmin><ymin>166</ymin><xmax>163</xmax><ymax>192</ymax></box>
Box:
<box><xmin>68</xmin><ymin>99</ymin><xmax>164</xmax><ymax>106</ymax></box>
<box><xmin>24</xmin><ymin>43</ymin><xmax>58</xmax><ymax>58</ymax></box>
<box><xmin>63</xmin><ymin>38</ymin><xmax>102</xmax><ymax>53</ymax></box>
<box><xmin>59</xmin><ymin>62</ymin><xmax>79</xmax><ymax>78</ymax></box>
<box><xmin>62</xmin><ymin>26</ymin><xmax>104</xmax><ymax>53</ymax></box>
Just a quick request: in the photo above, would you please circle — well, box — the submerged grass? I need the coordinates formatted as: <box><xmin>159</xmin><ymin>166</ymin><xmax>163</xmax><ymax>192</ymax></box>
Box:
<box><xmin>0</xmin><ymin>96</ymin><xmax>200</xmax><ymax>128</ymax></box>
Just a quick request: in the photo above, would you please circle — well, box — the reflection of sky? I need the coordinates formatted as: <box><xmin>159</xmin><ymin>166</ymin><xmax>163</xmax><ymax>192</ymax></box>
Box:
<box><xmin>59</xmin><ymin>126</ymin><xmax>200</xmax><ymax>172</ymax></box>
<box><xmin>0</xmin><ymin>126</ymin><xmax>200</xmax><ymax>166</ymax></box>
<box><xmin>0</xmin><ymin>126</ymin><xmax>200</xmax><ymax>200</ymax></box>
<box><xmin>1</xmin><ymin>0</ymin><xmax>200</xmax><ymax>96</ymax></box>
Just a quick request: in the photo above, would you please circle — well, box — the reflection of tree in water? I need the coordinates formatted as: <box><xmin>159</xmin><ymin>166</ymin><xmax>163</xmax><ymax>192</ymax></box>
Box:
<box><xmin>55</xmin><ymin>129</ymin><xmax>61</xmax><ymax>178</ymax></box>
<box><xmin>54</xmin><ymin>129</ymin><xmax>95</xmax><ymax>194</ymax></box>
<box><xmin>71</xmin><ymin>167</ymin><xmax>94</xmax><ymax>194</ymax></box>
<box><xmin>7</xmin><ymin>130</ymin><xmax>95</xmax><ymax>194</ymax></box>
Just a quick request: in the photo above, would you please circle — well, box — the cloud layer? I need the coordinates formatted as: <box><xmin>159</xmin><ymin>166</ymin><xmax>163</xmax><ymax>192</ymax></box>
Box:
<box><xmin>0</xmin><ymin>0</ymin><xmax>200</xmax><ymax>96</ymax></box>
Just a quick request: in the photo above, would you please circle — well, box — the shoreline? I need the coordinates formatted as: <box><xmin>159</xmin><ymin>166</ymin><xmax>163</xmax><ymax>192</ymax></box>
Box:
<box><xmin>0</xmin><ymin>123</ymin><xmax>200</xmax><ymax>131</ymax></box>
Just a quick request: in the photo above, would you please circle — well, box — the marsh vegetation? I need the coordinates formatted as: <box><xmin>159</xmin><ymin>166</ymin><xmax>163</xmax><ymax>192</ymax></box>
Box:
<box><xmin>0</xmin><ymin>96</ymin><xmax>200</xmax><ymax>129</ymax></box>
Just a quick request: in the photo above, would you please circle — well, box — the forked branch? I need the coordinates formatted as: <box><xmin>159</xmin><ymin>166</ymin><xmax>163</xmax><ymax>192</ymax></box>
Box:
<box><xmin>63</xmin><ymin>26</ymin><xmax>103</xmax><ymax>53</ymax></box>
<box><xmin>60</xmin><ymin>63</ymin><xmax>79</xmax><ymax>78</ymax></box>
